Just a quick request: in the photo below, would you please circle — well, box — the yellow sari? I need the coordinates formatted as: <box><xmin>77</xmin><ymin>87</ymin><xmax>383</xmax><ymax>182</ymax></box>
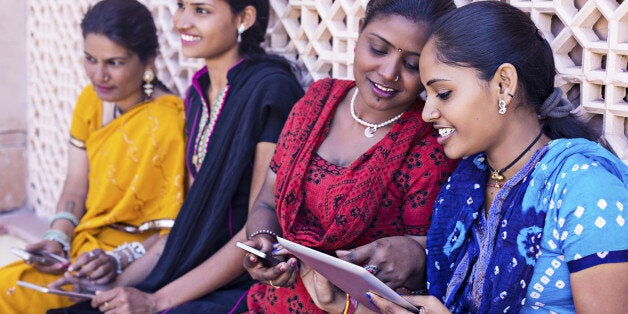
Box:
<box><xmin>0</xmin><ymin>86</ymin><xmax>186</xmax><ymax>313</ymax></box>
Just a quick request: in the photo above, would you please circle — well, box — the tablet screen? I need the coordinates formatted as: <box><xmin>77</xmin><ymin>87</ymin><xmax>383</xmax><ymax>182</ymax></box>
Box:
<box><xmin>277</xmin><ymin>237</ymin><xmax>420</xmax><ymax>312</ymax></box>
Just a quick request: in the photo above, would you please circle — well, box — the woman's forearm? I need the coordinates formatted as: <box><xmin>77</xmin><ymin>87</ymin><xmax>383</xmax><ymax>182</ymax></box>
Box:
<box><xmin>151</xmin><ymin>228</ymin><xmax>249</xmax><ymax>311</ymax></box>
<box><xmin>113</xmin><ymin>235</ymin><xmax>167</xmax><ymax>287</ymax></box>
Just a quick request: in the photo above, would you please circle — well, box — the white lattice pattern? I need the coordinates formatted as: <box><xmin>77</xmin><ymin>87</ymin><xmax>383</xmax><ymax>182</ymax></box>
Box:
<box><xmin>27</xmin><ymin>0</ymin><xmax>628</xmax><ymax>215</ymax></box>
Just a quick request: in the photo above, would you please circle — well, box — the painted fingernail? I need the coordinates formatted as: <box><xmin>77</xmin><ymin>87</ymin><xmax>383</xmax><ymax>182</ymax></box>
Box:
<box><xmin>365</xmin><ymin>292</ymin><xmax>375</xmax><ymax>306</ymax></box>
<box><xmin>272</xmin><ymin>248</ymin><xmax>281</xmax><ymax>254</ymax></box>
<box><xmin>273</xmin><ymin>242</ymin><xmax>280</xmax><ymax>248</ymax></box>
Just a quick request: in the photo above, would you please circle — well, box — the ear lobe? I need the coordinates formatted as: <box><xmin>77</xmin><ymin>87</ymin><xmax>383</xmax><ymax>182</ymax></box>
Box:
<box><xmin>358</xmin><ymin>18</ymin><xmax>365</xmax><ymax>31</ymax></box>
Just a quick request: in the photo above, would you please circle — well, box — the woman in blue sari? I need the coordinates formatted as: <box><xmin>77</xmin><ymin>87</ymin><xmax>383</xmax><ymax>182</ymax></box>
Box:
<box><xmin>366</xmin><ymin>2</ymin><xmax>628</xmax><ymax>313</ymax></box>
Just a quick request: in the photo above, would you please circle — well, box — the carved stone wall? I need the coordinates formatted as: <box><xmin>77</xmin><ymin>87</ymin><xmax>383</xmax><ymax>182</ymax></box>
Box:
<box><xmin>26</xmin><ymin>0</ymin><xmax>628</xmax><ymax>215</ymax></box>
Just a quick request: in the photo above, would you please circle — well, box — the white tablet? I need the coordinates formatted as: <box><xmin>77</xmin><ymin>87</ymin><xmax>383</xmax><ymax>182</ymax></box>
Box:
<box><xmin>276</xmin><ymin>237</ymin><xmax>420</xmax><ymax>313</ymax></box>
<box><xmin>17</xmin><ymin>280</ymin><xmax>95</xmax><ymax>299</ymax></box>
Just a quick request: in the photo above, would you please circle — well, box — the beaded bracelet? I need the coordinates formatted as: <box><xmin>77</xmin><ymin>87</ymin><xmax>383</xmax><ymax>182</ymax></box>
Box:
<box><xmin>42</xmin><ymin>229</ymin><xmax>71</xmax><ymax>253</ymax></box>
<box><xmin>50</xmin><ymin>212</ymin><xmax>80</xmax><ymax>227</ymax></box>
<box><xmin>105</xmin><ymin>251</ymin><xmax>123</xmax><ymax>274</ymax></box>
<box><xmin>248</xmin><ymin>229</ymin><xmax>278</xmax><ymax>240</ymax></box>
<box><xmin>119</xmin><ymin>248</ymin><xmax>134</xmax><ymax>264</ymax></box>
<box><xmin>110</xmin><ymin>242</ymin><xmax>146</xmax><ymax>268</ymax></box>
<box><xmin>128</xmin><ymin>241</ymin><xmax>146</xmax><ymax>259</ymax></box>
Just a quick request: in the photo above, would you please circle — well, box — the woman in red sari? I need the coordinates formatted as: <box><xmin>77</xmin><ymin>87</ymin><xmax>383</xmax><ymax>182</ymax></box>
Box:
<box><xmin>242</xmin><ymin>0</ymin><xmax>457</xmax><ymax>312</ymax></box>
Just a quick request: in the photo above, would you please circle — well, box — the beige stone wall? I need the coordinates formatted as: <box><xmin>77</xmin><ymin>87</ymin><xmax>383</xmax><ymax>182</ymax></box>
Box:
<box><xmin>0</xmin><ymin>0</ymin><xmax>27</xmax><ymax>212</ymax></box>
<box><xmin>22</xmin><ymin>0</ymin><xmax>628</xmax><ymax>216</ymax></box>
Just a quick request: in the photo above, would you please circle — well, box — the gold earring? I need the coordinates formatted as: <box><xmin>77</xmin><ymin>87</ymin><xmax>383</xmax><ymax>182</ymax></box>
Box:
<box><xmin>143</xmin><ymin>69</ymin><xmax>154</xmax><ymax>98</ymax></box>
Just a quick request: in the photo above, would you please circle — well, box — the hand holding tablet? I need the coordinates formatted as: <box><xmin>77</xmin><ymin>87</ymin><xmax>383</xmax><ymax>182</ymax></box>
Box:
<box><xmin>276</xmin><ymin>237</ymin><xmax>421</xmax><ymax>313</ymax></box>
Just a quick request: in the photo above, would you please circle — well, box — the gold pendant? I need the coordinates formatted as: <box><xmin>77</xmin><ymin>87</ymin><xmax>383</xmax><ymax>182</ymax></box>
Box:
<box><xmin>490</xmin><ymin>170</ymin><xmax>504</xmax><ymax>181</ymax></box>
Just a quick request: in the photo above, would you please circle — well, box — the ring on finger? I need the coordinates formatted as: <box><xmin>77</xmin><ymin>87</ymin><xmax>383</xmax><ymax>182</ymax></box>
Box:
<box><xmin>269</xmin><ymin>280</ymin><xmax>279</xmax><ymax>288</ymax></box>
<box><xmin>103</xmin><ymin>301</ymin><xmax>109</xmax><ymax>310</ymax></box>
<box><xmin>364</xmin><ymin>264</ymin><xmax>379</xmax><ymax>275</ymax></box>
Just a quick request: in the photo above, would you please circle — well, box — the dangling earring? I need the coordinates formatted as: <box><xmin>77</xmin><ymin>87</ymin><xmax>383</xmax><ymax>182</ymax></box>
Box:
<box><xmin>237</xmin><ymin>24</ymin><xmax>245</xmax><ymax>43</ymax></box>
<box><xmin>498</xmin><ymin>99</ymin><xmax>507</xmax><ymax>115</ymax></box>
<box><xmin>143</xmin><ymin>69</ymin><xmax>154</xmax><ymax>99</ymax></box>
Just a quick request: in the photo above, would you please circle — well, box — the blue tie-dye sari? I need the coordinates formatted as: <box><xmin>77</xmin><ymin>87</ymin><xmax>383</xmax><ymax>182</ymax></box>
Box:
<box><xmin>426</xmin><ymin>138</ymin><xmax>628</xmax><ymax>313</ymax></box>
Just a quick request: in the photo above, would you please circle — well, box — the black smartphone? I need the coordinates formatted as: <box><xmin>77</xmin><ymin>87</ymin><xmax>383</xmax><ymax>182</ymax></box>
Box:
<box><xmin>10</xmin><ymin>247</ymin><xmax>69</xmax><ymax>266</ymax></box>
<box><xmin>236</xmin><ymin>242</ymin><xmax>282</xmax><ymax>267</ymax></box>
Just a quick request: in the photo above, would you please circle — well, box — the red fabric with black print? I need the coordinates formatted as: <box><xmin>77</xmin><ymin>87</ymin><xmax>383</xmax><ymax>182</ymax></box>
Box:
<box><xmin>247</xmin><ymin>79</ymin><xmax>456</xmax><ymax>313</ymax></box>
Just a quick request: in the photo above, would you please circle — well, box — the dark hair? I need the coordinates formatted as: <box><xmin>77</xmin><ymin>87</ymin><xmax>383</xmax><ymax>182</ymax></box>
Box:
<box><xmin>224</xmin><ymin>0</ymin><xmax>295</xmax><ymax>73</ymax></box>
<box><xmin>429</xmin><ymin>1</ymin><xmax>595</xmax><ymax>140</ymax></box>
<box><xmin>226</xmin><ymin>0</ymin><xmax>269</xmax><ymax>58</ymax></box>
<box><xmin>81</xmin><ymin>0</ymin><xmax>158</xmax><ymax>63</ymax></box>
<box><xmin>363</xmin><ymin>0</ymin><xmax>456</xmax><ymax>30</ymax></box>
<box><xmin>81</xmin><ymin>0</ymin><xmax>169</xmax><ymax>93</ymax></box>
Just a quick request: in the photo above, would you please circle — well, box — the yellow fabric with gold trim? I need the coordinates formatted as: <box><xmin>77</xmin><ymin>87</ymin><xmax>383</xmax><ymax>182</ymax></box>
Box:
<box><xmin>0</xmin><ymin>85</ymin><xmax>186</xmax><ymax>313</ymax></box>
<box><xmin>71</xmin><ymin>86</ymin><xmax>185</xmax><ymax>242</ymax></box>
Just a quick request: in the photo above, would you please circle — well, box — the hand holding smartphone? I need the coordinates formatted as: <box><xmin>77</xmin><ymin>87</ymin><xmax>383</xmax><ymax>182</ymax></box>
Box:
<box><xmin>236</xmin><ymin>242</ymin><xmax>282</xmax><ymax>267</ymax></box>
<box><xmin>11</xmin><ymin>247</ymin><xmax>69</xmax><ymax>266</ymax></box>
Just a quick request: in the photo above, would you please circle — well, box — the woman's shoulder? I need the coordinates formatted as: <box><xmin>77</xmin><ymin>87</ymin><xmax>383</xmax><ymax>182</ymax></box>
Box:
<box><xmin>149</xmin><ymin>93</ymin><xmax>184</xmax><ymax>110</ymax></box>
<box><xmin>75</xmin><ymin>85</ymin><xmax>100</xmax><ymax>106</ymax></box>
<box><xmin>540</xmin><ymin>138</ymin><xmax>627</xmax><ymax>182</ymax></box>
<box><xmin>142</xmin><ymin>94</ymin><xmax>185</xmax><ymax>122</ymax></box>
<box><xmin>302</xmin><ymin>78</ymin><xmax>353</xmax><ymax>96</ymax></box>
<box><xmin>73</xmin><ymin>85</ymin><xmax>101</xmax><ymax>117</ymax></box>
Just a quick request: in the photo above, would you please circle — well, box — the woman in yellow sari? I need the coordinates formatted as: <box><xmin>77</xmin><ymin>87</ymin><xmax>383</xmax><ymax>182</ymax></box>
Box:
<box><xmin>0</xmin><ymin>0</ymin><xmax>186</xmax><ymax>312</ymax></box>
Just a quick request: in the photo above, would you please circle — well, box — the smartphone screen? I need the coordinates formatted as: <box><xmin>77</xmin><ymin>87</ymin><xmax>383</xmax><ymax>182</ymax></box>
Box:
<box><xmin>236</xmin><ymin>242</ymin><xmax>282</xmax><ymax>266</ymax></box>
<box><xmin>17</xmin><ymin>280</ymin><xmax>95</xmax><ymax>299</ymax></box>
<box><xmin>10</xmin><ymin>247</ymin><xmax>69</xmax><ymax>266</ymax></box>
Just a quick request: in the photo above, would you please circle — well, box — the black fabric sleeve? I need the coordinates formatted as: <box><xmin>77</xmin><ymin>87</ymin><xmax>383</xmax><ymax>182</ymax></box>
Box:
<box><xmin>257</xmin><ymin>72</ymin><xmax>304</xmax><ymax>143</ymax></box>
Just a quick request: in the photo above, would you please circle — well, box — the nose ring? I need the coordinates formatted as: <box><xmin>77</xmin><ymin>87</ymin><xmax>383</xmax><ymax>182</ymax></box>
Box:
<box><xmin>394</xmin><ymin>75</ymin><xmax>400</xmax><ymax>82</ymax></box>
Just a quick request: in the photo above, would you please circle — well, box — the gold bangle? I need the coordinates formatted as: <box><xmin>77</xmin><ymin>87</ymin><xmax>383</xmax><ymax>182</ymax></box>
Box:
<box><xmin>69</xmin><ymin>136</ymin><xmax>86</xmax><ymax>149</ymax></box>
<box><xmin>343</xmin><ymin>293</ymin><xmax>350</xmax><ymax>314</ymax></box>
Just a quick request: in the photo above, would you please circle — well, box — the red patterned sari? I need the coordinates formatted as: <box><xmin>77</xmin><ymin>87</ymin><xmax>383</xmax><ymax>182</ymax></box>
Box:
<box><xmin>247</xmin><ymin>79</ymin><xmax>456</xmax><ymax>313</ymax></box>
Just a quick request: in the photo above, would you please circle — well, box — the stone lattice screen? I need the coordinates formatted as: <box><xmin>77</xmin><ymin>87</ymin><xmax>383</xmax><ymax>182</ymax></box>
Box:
<box><xmin>27</xmin><ymin>0</ymin><xmax>628</xmax><ymax>216</ymax></box>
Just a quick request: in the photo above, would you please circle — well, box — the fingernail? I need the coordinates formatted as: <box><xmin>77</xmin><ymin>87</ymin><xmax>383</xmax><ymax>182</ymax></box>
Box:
<box><xmin>272</xmin><ymin>248</ymin><xmax>281</xmax><ymax>254</ymax></box>
<box><xmin>280</xmin><ymin>264</ymin><xmax>287</xmax><ymax>272</ymax></box>
<box><xmin>290</xmin><ymin>260</ymin><xmax>297</xmax><ymax>269</ymax></box>
<box><xmin>273</xmin><ymin>243</ymin><xmax>279</xmax><ymax>248</ymax></box>
<box><xmin>365</xmin><ymin>292</ymin><xmax>375</xmax><ymax>306</ymax></box>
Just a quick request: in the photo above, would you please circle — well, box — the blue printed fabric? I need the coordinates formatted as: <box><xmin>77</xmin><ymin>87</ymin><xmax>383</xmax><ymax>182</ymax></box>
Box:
<box><xmin>426</xmin><ymin>138</ymin><xmax>628</xmax><ymax>313</ymax></box>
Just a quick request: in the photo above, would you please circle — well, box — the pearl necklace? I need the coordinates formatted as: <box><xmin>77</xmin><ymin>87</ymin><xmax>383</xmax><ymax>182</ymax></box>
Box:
<box><xmin>349</xmin><ymin>88</ymin><xmax>404</xmax><ymax>138</ymax></box>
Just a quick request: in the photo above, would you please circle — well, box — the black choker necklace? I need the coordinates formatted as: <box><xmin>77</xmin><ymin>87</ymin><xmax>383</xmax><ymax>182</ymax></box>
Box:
<box><xmin>487</xmin><ymin>130</ymin><xmax>544</xmax><ymax>182</ymax></box>
<box><xmin>113</xmin><ymin>96</ymin><xmax>148</xmax><ymax>119</ymax></box>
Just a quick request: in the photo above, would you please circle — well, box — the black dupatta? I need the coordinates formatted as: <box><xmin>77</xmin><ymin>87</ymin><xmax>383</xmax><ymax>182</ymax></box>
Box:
<box><xmin>137</xmin><ymin>59</ymin><xmax>302</xmax><ymax>295</ymax></box>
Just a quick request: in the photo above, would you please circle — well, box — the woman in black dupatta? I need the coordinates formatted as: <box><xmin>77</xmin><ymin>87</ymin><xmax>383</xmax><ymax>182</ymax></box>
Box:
<box><xmin>48</xmin><ymin>0</ymin><xmax>303</xmax><ymax>312</ymax></box>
